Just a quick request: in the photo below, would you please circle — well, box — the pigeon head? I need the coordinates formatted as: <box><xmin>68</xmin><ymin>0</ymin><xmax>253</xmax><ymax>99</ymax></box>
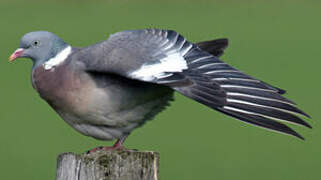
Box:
<box><xmin>9</xmin><ymin>31</ymin><xmax>69</xmax><ymax>68</ymax></box>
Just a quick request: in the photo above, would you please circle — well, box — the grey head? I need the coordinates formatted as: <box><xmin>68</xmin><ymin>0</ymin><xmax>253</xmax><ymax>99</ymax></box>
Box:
<box><xmin>9</xmin><ymin>31</ymin><xmax>69</xmax><ymax>68</ymax></box>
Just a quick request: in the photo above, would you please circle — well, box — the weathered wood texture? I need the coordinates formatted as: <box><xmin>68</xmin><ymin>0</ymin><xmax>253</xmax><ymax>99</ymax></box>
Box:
<box><xmin>56</xmin><ymin>150</ymin><xmax>159</xmax><ymax>180</ymax></box>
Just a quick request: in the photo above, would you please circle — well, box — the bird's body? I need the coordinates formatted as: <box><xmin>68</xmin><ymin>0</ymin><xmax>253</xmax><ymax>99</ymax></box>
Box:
<box><xmin>32</xmin><ymin>49</ymin><xmax>173</xmax><ymax>140</ymax></box>
<box><xmin>10</xmin><ymin>29</ymin><xmax>310</xmax><ymax>146</ymax></box>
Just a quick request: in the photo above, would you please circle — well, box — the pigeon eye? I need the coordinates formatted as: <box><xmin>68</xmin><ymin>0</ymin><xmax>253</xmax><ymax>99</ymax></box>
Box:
<box><xmin>33</xmin><ymin>40</ymin><xmax>40</xmax><ymax>46</ymax></box>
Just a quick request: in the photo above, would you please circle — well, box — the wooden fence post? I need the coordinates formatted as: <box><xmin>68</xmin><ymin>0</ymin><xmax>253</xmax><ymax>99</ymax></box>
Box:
<box><xmin>56</xmin><ymin>150</ymin><xmax>159</xmax><ymax>180</ymax></box>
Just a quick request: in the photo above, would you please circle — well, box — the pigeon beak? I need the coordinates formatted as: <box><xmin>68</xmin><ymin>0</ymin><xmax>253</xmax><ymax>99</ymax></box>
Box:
<box><xmin>9</xmin><ymin>48</ymin><xmax>25</xmax><ymax>62</ymax></box>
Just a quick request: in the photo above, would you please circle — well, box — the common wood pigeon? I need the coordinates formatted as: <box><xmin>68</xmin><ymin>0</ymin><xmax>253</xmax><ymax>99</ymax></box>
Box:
<box><xmin>9</xmin><ymin>29</ymin><xmax>310</xmax><ymax>151</ymax></box>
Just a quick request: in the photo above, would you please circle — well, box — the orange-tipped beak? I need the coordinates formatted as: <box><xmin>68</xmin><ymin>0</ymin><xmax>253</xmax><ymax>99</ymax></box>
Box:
<box><xmin>9</xmin><ymin>48</ymin><xmax>24</xmax><ymax>62</ymax></box>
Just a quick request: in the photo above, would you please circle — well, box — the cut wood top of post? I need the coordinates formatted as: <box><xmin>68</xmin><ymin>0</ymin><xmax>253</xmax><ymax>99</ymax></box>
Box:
<box><xmin>56</xmin><ymin>150</ymin><xmax>159</xmax><ymax>180</ymax></box>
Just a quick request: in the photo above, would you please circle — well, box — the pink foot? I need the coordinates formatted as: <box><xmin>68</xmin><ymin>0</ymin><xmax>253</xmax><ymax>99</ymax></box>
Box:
<box><xmin>86</xmin><ymin>136</ymin><xmax>127</xmax><ymax>154</ymax></box>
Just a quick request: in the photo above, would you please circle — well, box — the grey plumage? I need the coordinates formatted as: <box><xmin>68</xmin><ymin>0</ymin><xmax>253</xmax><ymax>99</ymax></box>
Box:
<box><xmin>19</xmin><ymin>31</ymin><xmax>68</xmax><ymax>68</ymax></box>
<box><xmin>10</xmin><ymin>29</ymin><xmax>310</xmax><ymax>144</ymax></box>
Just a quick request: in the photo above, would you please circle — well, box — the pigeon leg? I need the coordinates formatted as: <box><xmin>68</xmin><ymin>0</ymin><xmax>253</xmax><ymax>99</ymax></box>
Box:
<box><xmin>87</xmin><ymin>135</ymin><xmax>128</xmax><ymax>153</ymax></box>
<box><xmin>111</xmin><ymin>135</ymin><xmax>127</xmax><ymax>149</ymax></box>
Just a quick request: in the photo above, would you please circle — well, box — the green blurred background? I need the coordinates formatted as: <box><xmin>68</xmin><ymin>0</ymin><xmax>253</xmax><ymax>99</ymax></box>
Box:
<box><xmin>1</xmin><ymin>0</ymin><xmax>320</xmax><ymax>179</ymax></box>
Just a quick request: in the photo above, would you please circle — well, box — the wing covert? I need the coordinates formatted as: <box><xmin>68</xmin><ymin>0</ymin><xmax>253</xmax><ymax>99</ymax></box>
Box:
<box><xmin>82</xmin><ymin>29</ymin><xmax>194</xmax><ymax>84</ymax></box>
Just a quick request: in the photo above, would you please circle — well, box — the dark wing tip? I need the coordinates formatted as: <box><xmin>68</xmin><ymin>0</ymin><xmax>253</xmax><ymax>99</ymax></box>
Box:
<box><xmin>293</xmin><ymin>132</ymin><xmax>305</xmax><ymax>140</ymax></box>
<box><xmin>306</xmin><ymin>123</ymin><xmax>312</xmax><ymax>129</ymax></box>
<box><xmin>277</xmin><ymin>88</ymin><xmax>286</xmax><ymax>94</ymax></box>
<box><xmin>300</xmin><ymin>110</ymin><xmax>311</xmax><ymax>119</ymax></box>
<box><xmin>216</xmin><ymin>107</ymin><xmax>306</xmax><ymax>140</ymax></box>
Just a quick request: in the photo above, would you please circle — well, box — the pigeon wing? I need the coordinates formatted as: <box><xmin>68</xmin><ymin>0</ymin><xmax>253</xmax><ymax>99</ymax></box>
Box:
<box><xmin>79</xmin><ymin>29</ymin><xmax>310</xmax><ymax>139</ymax></box>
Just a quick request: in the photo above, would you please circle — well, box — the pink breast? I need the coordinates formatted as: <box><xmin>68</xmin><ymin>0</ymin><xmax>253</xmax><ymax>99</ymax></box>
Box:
<box><xmin>32</xmin><ymin>65</ymin><xmax>94</xmax><ymax>115</ymax></box>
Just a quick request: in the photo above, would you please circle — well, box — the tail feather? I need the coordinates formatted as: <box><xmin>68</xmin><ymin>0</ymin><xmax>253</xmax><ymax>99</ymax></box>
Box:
<box><xmin>196</xmin><ymin>38</ymin><xmax>228</xmax><ymax>57</ymax></box>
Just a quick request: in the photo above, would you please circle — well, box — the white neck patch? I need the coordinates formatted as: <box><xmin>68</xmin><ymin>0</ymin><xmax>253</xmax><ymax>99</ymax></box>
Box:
<box><xmin>43</xmin><ymin>46</ymin><xmax>72</xmax><ymax>70</ymax></box>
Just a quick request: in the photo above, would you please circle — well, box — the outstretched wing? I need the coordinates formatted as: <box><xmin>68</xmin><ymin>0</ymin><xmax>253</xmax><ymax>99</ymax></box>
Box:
<box><xmin>80</xmin><ymin>29</ymin><xmax>310</xmax><ymax>139</ymax></box>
